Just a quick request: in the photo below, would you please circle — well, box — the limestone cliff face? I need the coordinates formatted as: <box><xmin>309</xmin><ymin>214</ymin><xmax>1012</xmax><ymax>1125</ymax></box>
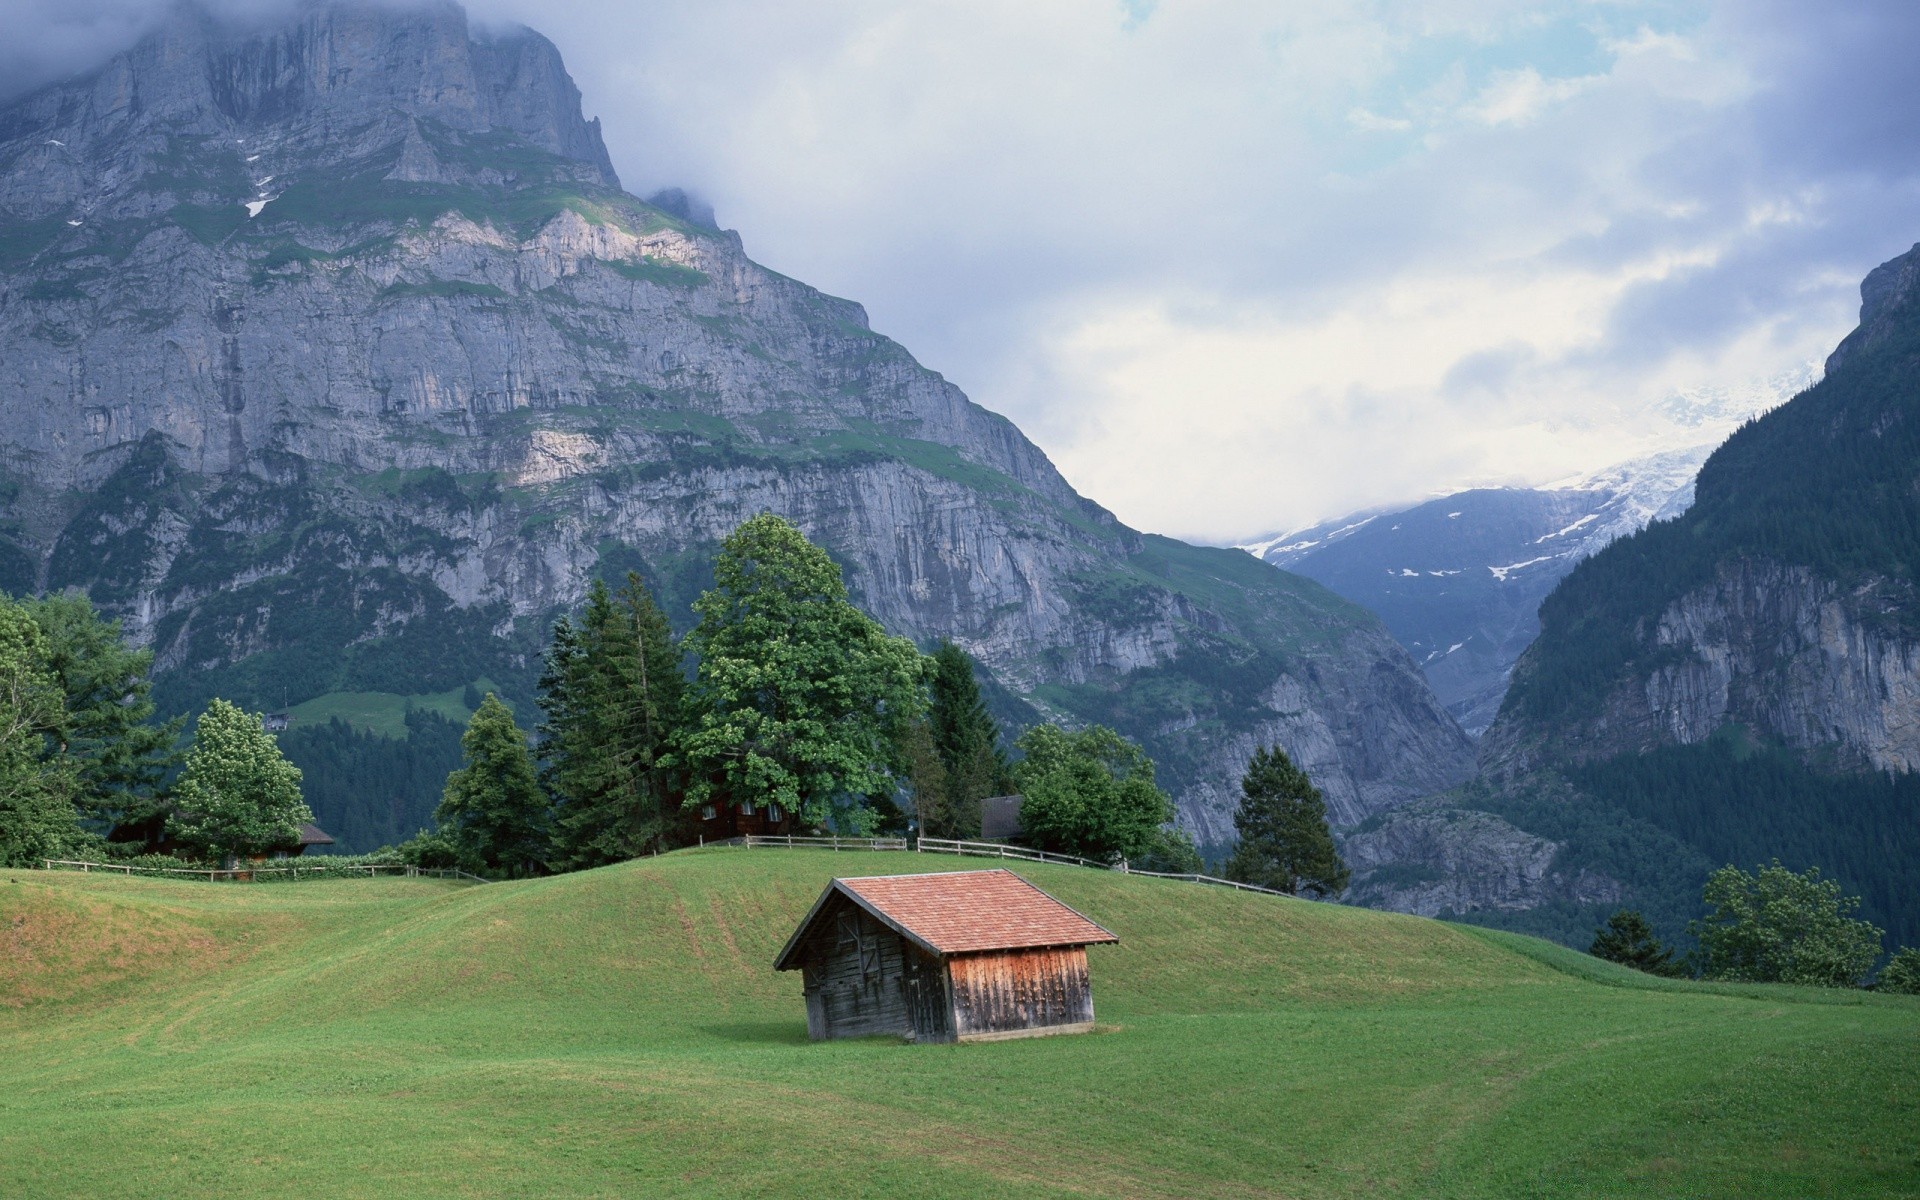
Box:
<box><xmin>1341</xmin><ymin>803</ymin><xmax>1623</xmax><ymax>918</ymax></box>
<box><xmin>1478</xmin><ymin>562</ymin><xmax>1920</xmax><ymax>779</ymax></box>
<box><xmin>0</xmin><ymin>2</ymin><xmax>1472</xmax><ymax>839</ymax></box>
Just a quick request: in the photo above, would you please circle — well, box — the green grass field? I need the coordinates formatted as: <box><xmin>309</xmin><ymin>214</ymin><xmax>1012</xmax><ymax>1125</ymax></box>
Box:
<box><xmin>3</xmin><ymin>849</ymin><xmax>1916</xmax><ymax>1198</ymax></box>
<box><xmin>286</xmin><ymin>678</ymin><xmax>507</xmax><ymax>738</ymax></box>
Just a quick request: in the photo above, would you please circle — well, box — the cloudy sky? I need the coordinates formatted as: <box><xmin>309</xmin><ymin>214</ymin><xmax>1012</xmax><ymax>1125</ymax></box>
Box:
<box><xmin>7</xmin><ymin>0</ymin><xmax>1920</xmax><ymax>542</ymax></box>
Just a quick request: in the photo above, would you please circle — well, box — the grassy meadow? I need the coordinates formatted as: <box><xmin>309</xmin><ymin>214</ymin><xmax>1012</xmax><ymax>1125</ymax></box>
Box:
<box><xmin>2</xmin><ymin>848</ymin><xmax>1916</xmax><ymax>1198</ymax></box>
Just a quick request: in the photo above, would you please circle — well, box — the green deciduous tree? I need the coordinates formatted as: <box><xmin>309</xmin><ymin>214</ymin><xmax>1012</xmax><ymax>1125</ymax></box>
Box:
<box><xmin>678</xmin><ymin>514</ymin><xmax>925</xmax><ymax>831</ymax></box>
<box><xmin>1012</xmin><ymin>723</ymin><xmax>1173</xmax><ymax>864</ymax></box>
<box><xmin>1134</xmin><ymin>824</ymin><xmax>1204</xmax><ymax>874</ymax></box>
<box><xmin>919</xmin><ymin>640</ymin><xmax>1011</xmax><ymax>838</ymax></box>
<box><xmin>1223</xmin><ymin>746</ymin><xmax>1350</xmax><ymax>898</ymax></box>
<box><xmin>167</xmin><ymin>698</ymin><xmax>311</xmax><ymax>863</ymax></box>
<box><xmin>22</xmin><ymin>593</ymin><xmax>180</xmax><ymax>834</ymax></box>
<box><xmin>1879</xmin><ymin>947</ymin><xmax>1920</xmax><ymax>995</ymax></box>
<box><xmin>0</xmin><ymin>598</ymin><xmax>84</xmax><ymax>867</ymax></box>
<box><xmin>1690</xmin><ymin>861</ymin><xmax>1883</xmax><ymax>987</ymax></box>
<box><xmin>541</xmin><ymin>574</ymin><xmax>688</xmax><ymax>869</ymax></box>
<box><xmin>437</xmin><ymin>694</ymin><xmax>548</xmax><ymax>877</ymax></box>
<box><xmin>1589</xmin><ymin>909</ymin><xmax>1682</xmax><ymax>976</ymax></box>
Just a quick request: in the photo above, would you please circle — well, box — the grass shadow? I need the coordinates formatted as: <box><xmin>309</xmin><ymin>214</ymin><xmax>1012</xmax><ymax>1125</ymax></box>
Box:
<box><xmin>699</xmin><ymin>1020</ymin><xmax>812</xmax><ymax>1045</ymax></box>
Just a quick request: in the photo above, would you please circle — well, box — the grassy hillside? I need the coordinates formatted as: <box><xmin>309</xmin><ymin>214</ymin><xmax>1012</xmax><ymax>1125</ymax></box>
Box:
<box><xmin>3</xmin><ymin>849</ymin><xmax>1916</xmax><ymax>1198</ymax></box>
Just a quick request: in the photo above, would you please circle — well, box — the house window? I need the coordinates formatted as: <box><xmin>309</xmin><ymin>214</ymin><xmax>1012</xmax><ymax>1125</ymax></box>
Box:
<box><xmin>700</xmin><ymin>805</ymin><xmax>717</xmax><ymax>821</ymax></box>
<box><xmin>740</xmin><ymin>800</ymin><xmax>756</xmax><ymax>817</ymax></box>
<box><xmin>767</xmin><ymin>803</ymin><xmax>783</xmax><ymax>822</ymax></box>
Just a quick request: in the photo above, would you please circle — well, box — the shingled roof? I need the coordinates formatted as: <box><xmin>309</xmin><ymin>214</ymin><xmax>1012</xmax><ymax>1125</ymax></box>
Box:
<box><xmin>774</xmin><ymin>868</ymin><xmax>1118</xmax><ymax>970</ymax></box>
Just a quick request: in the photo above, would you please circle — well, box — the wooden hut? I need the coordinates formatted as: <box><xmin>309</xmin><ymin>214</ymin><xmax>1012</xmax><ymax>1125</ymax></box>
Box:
<box><xmin>773</xmin><ymin>869</ymin><xmax>1119</xmax><ymax>1043</ymax></box>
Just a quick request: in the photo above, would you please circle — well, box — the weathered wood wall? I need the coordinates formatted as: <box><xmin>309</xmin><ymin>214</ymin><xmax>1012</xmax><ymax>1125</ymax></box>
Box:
<box><xmin>946</xmin><ymin>947</ymin><xmax>1094</xmax><ymax>1041</ymax></box>
<box><xmin>796</xmin><ymin>896</ymin><xmax>956</xmax><ymax>1041</ymax></box>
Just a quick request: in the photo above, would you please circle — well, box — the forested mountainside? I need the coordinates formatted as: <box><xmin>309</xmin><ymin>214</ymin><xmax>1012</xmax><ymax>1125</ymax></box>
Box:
<box><xmin>0</xmin><ymin>1</ymin><xmax>1472</xmax><ymax>848</ymax></box>
<box><xmin>1361</xmin><ymin>243</ymin><xmax>1920</xmax><ymax>948</ymax></box>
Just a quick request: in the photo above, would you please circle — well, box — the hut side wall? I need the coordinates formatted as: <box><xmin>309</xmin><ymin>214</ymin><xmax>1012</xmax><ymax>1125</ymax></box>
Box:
<box><xmin>946</xmin><ymin>946</ymin><xmax>1095</xmax><ymax>1041</ymax></box>
<box><xmin>797</xmin><ymin>899</ymin><xmax>914</xmax><ymax>1041</ymax></box>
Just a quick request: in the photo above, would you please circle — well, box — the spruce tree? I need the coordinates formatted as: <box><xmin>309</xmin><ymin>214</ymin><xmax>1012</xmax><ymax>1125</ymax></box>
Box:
<box><xmin>1589</xmin><ymin>909</ymin><xmax>1681</xmax><ymax>976</ymax></box>
<box><xmin>541</xmin><ymin>573</ymin><xmax>688</xmax><ymax>869</ymax></box>
<box><xmin>437</xmin><ymin>694</ymin><xmax>548</xmax><ymax>877</ymax></box>
<box><xmin>1223</xmin><ymin>745</ymin><xmax>1349</xmax><ymax>898</ymax></box>
<box><xmin>902</xmin><ymin>718</ymin><xmax>954</xmax><ymax>837</ymax></box>
<box><xmin>925</xmin><ymin>640</ymin><xmax>1010</xmax><ymax>837</ymax></box>
<box><xmin>167</xmin><ymin>698</ymin><xmax>311</xmax><ymax>863</ymax></box>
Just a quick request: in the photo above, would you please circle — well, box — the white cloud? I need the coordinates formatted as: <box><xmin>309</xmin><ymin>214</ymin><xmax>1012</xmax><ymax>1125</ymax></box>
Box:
<box><xmin>1462</xmin><ymin>66</ymin><xmax>1596</xmax><ymax>126</ymax></box>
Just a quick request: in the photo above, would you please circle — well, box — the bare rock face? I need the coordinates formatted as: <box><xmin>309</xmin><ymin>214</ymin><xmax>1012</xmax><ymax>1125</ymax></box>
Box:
<box><xmin>1341</xmin><ymin>803</ymin><xmax>1623</xmax><ymax>918</ymax></box>
<box><xmin>0</xmin><ymin>2</ymin><xmax>1472</xmax><ymax>839</ymax></box>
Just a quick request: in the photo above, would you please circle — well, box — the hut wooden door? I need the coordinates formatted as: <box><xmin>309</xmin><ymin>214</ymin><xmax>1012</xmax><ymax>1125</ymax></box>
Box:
<box><xmin>902</xmin><ymin>951</ymin><xmax>952</xmax><ymax>1043</ymax></box>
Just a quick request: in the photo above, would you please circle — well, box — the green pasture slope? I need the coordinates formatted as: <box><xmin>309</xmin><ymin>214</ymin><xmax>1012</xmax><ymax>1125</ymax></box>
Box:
<box><xmin>2</xmin><ymin>851</ymin><xmax>1916</xmax><ymax>1198</ymax></box>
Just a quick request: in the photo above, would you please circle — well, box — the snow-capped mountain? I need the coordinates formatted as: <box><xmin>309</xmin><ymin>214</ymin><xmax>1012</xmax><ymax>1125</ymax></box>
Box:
<box><xmin>1241</xmin><ymin>367</ymin><xmax>1819</xmax><ymax>735</ymax></box>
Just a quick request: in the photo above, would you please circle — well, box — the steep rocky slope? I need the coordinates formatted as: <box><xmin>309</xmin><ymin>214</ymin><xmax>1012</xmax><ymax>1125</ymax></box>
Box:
<box><xmin>0</xmin><ymin>2</ymin><xmax>1472</xmax><ymax>844</ymax></box>
<box><xmin>1241</xmin><ymin>395</ymin><xmax>1812</xmax><ymax>739</ymax></box>
<box><xmin>1352</xmin><ymin>245</ymin><xmax>1920</xmax><ymax>946</ymax></box>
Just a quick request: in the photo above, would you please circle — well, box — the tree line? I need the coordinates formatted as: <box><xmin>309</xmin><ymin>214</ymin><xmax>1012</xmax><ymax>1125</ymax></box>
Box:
<box><xmin>424</xmin><ymin>514</ymin><xmax>1223</xmax><ymax>877</ymax></box>
<box><xmin>1589</xmin><ymin>861</ymin><xmax>1920</xmax><ymax>993</ymax></box>
<box><xmin>0</xmin><ymin>515</ymin><xmax>1238</xmax><ymax>878</ymax></box>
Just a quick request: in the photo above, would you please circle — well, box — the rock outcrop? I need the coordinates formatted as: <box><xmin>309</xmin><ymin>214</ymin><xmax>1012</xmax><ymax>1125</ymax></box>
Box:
<box><xmin>1341</xmin><ymin>802</ymin><xmax>1623</xmax><ymax>918</ymax></box>
<box><xmin>0</xmin><ymin>1</ymin><xmax>1473</xmax><ymax>841</ymax></box>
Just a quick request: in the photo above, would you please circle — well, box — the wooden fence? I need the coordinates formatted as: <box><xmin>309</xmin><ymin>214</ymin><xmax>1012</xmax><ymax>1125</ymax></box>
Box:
<box><xmin>912</xmin><ymin>837</ymin><xmax>1110</xmax><ymax>869</ymax></box>
<box><xmin>730</xmin><ymin>835</ymin><xmax>1307</xmax><ymax>901</ymax></box>
<box><xmin>42</xmin><ymin>859</ymin><xmax>490</xmax><ymax>885</ymax></box>
<box><xmin>727</xmin><ymin>835</ymin><xmax>909</xmax><ymax>852</ymax></box>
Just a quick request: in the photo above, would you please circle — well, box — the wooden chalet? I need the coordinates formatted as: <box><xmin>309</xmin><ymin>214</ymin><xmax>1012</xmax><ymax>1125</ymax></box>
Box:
<box><xmin>270</xmin><ymin>822</ymin><xmax>336</xmax><ymax>859</ymax></box>
<box><xmin>773</xmin><ymin>868</ymin><xmax>1119</xmax><ymax>1044</ymax></box>
<box><xmin>697</xmin><ymin>798</ymin><xmax>797</xmax><ymax>841</ymax></box>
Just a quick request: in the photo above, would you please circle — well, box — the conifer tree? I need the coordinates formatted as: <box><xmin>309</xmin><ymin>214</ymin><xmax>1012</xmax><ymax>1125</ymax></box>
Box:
<box><xmin>902</xmin><ymin>718</ymin><xmax>954</xmax><ymax>837</ymax></box>
<box><xmin>0</xmin><ymin>598</ymin><xmax>83</xmax><ymax>867</ymax></box>
<box><xmin>1589</xmin><ymin>909</ymin><xmax>1682</xmax><ymax>976</ymax></box>
<box><xmin>925</xmin><ymin>640</ymin><xmax>1010</xmax><ymax>837</ymax></box>
<box><xmin>678</xmin><ymin>514</ymin><xmax>925</xmax><ymax>831</ymax></box>
<box><xmin>437</xmin><ymin>694</ymin><xmax>548</xmax><ymax>877</ymax></box>
<box><xmin>167</xmin><ymin>698</ymin><xmax>311</xmax><ymax>863</ymax></box>
<box><xmin>541</xmin><ymin>573</ymin><xmax>688</xmax><ymax>869</ymax></box>
<box><xmin>1223</xmin><ymin>745</ymin><xmax>1349</xmax><ymax>898</ymax></box>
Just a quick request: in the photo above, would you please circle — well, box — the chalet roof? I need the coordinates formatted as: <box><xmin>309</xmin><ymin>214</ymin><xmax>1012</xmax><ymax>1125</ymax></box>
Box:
<box><xmin>297</xmin><ymin>823</ymin><xmax>335</xmax><ymax>846</ymax></box>
<box><xmin>774</xmin><ymin>868</ymin><xmax>1118</xmax><ymax>970</ymax></box>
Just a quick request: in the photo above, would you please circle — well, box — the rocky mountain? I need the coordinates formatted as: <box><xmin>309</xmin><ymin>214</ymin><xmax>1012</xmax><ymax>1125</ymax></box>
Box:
<box><xmin>0</xmin><ymin>1</ymin><xmax>1473</xmax><ymax>848</ymax></box>
<box><xmin>1353</xmin><ymin>250</ymin><xmax>1920</xmax><ymax>947</ymax></box>
<box><xmin>1240</xmin><ymin>448</ymin><xmax>1709</xmax><ymax>735</ymax></box>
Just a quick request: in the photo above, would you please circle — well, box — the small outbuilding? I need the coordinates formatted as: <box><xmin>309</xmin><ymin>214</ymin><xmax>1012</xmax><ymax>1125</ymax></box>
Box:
<box><xmin>773</xmin><ymin>868</ymin><xmax>1119</xmax><ymax>1043</ymax></box>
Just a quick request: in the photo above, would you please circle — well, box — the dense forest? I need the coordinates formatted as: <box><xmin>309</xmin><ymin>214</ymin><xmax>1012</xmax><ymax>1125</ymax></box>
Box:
<box><xmin>1567</xmin><ymin>729</ymin><xmax>1920</xmax><ymax>948</ymax></box>
<box><xmin>278</xmin><ymin>710</ymin><xmax>466</xmax><ymax>853</ymax></box>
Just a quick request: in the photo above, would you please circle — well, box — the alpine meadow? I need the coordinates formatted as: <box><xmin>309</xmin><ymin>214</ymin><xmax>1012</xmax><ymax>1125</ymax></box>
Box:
<box><xmin>3</xmin><ymin>2</ymin><xmax>1919</xmax><ymax>1197</ymax></box>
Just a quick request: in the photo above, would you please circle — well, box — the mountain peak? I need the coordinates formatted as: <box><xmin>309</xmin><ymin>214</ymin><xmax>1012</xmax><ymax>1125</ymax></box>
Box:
<box><xmin>1826</xmin><ymin>241</ymin><xmax>1920</xmax><ymax>375</ymax></box>
<box><xmin>7</xmin><ymin>0</ymin><xmax>617</xmax><ymax>198</ymax></box>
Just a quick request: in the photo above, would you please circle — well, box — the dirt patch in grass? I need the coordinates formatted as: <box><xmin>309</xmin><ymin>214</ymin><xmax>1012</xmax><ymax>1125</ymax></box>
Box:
<box><xmin>0</xmin><ymin>880</ymin><xmax>239</xmax><ymax>1010</ymax></box>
